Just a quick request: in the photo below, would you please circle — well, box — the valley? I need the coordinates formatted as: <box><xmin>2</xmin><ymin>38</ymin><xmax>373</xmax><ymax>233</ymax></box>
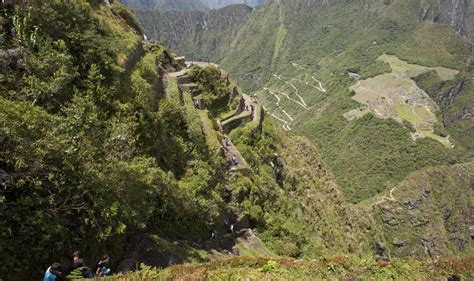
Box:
<box><xmin>1</xmin><ymin>0</ymin><xmax>473</xmax><ymax>280</ymax></box>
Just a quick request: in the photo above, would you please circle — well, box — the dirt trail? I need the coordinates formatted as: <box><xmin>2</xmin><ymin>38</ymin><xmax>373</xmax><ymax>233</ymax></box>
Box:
<box><xmin>263</xmin><ymin>105</ymin><xmax>292</xmax><ymax>131</ymax></box>
<box><xmin>373</xmin><ymin>186</ymin><xmax>398</xmax><ymax>207</ymax></box>
<box><xmin>273</xmin><ymin>75</ymin><xmax>308</xmax><ymax>108</ymax></box>
<box><xmin>291</xmin><ymin>62</ymin><xmax>327</xmax><ymax>92</ymax></box>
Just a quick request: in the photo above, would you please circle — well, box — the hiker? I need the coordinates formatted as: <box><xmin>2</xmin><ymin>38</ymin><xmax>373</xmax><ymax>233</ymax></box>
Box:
<box><xmin>210</xmin><ymin>229</ymin><xmax>218</xmax><ymax>239</ymax></box>
<box><xmin>44</xmin><ymin>262</ymin><xmax>63</xmax><ymax>281</ymax></box>
<box><xmin>71</xmin><ymin>251</ymin><xmax>93</xmax><ymax>278</ymax></box>
<box><xmin>224</xmin><ymin>218</ymin><xmax>234</xmax><ymax>233</ymax></box>
<box><xmin>232</xmin><ymin>156</ymin><xmax>237</xmax><ymax>166</ymax></box>
<box><xmin>95</xmin><ymin>255</ymin><xmax>112</xmax><ymax>277</ymax></box>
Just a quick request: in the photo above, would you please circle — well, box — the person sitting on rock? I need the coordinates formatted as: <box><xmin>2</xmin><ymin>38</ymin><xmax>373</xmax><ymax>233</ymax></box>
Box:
<box><xmin>95</xmin><ymin>255</ymin><xmax>112</xmax><ymax>277</ymax></box>
<box><xmin>43</xmin><ymin>262</ymin><xmax>63</xmax><ymax>281</ymax></box>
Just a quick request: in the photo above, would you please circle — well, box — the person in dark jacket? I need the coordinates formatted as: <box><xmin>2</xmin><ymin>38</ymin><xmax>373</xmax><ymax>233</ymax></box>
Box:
<box><xmin>70</xmin><ymin>251</ymin><xmax>93</xmax><ymax>278</ymax></box>
<box><xmin>95</xmin><ymin>255</ymin><xmax>112</xmax><ymax>277</ymax></box>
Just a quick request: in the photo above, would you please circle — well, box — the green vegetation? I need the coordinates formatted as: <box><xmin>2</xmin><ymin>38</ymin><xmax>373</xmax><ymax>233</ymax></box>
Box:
<box><xmin>1</xmin><ymin>1</ymin><xmax>473</xmax><ymax>280</ymax></box>
<box><xmin>84</xmin><ymin>256</ymin><xmax>474</xmax><ymax>280</ymax></box>
<box><xmin>188</xmin><ymin>65</ymin><xmax>230</xmax><ymax>113</ymax></box>
<box><xmin>0</xmin><ymin>2</ymin><xmax>224</xmax><ymax>279</ymax></box>
<box><xmin>142</xmin><ymin>0</ymin><xmax>473</xmax><ymax>203</ymax></box>
<box><xmin>371</xmin><ymin>161</ymin><xmax>474</xmax><ymax>259</ymax></box>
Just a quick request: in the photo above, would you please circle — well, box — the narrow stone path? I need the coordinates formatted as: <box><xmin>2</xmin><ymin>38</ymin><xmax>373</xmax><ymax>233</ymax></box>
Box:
<box><xmin>166</xmin><ymin>60</ymin><xmax>256</xmax><ymax>172</ymax></box>
<box><xmin>218</xmin><ymin>93</ymin><xmax>259</xmax><ymax>170</ymax></box>
<box><xmin>220</xmin><ymin>133</ymin><xmax>248</xmax><ymax>171</ymax></box>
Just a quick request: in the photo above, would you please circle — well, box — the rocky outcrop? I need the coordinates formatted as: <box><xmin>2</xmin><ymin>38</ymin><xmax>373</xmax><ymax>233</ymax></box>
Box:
<box><xmin>442</xmin><ymin>106</ymin><xmax>474</xmax><ymax>125</ymax></box>
<box><xmin>373</xmin><ymin>162</ymin><xmax>473</xmax><ymax>259</ymax></box>
<box><xmin>419</xmin><ymin>0</ymin><xmax>473</xmax><ymax>41</ymax></box>
<box><xmin>0</xmin><ymin>47</ymin><xmax>27</xmax><ymax>72</ymax></box>
<box><xmin>440</xmin><ymin>80</ymin><xmax>464</xmax><ymax>107</ymax></box>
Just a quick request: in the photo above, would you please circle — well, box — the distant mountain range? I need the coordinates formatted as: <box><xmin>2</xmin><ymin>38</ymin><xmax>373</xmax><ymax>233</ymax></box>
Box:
<box><xmin>118</xmin><ymin>0</ymin><xmax>264</xmax><ymax>12</ymax></box>
<box><xmin>200</xmin><ymin>0</ymin><xmax>264</xmax><ymax>9</ymax></box>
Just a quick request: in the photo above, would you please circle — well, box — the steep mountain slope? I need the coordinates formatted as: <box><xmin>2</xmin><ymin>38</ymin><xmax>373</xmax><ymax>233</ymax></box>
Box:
<box><xmin>1</xmin><ymin>1</ymin><xmax>472</xmax><ymax>280</ymax></box>
<box><xmin>0</xmin><ymin>1</ymin><xmax>374</xmax><ymax>279</ymax></box>
<box><xmin>136</xmin><ymin>0</ymin><xmax>474</xmax><ymax>202</ymax></box>
<box><xmin>135</xmin><ymin>4</ymin><xmax>253</xmax><ymax>59</ymax></box>
<box><xmin>370</xmin><ymin>161</ymin><xmax>474</xmax><ymax>259</ymax></box>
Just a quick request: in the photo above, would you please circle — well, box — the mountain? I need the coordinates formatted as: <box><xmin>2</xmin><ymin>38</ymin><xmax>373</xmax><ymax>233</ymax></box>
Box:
<box><xmin>201</xmin><ymin>0</ymin><xmax>265</xmax><ymax>9</ymax></box>
<box><xmin>135</xmin><ymin>4</ymin><xmax>253</xmax><ymax>59</ymax></box>
<box><xmin>118</xmin><ymin>0</ymin><xmax>208</xmax><ymax>11</ymax></box>
<box><xmin>130</xmin><ymin>0</ymin><xmax>474</xmax><ymax>197</ymax></box>
<box><xmin>126</xmin><ymin>0</ymin><xmax>474</xmax><ymax>259</ymax></box>
<box><xmin>118</xmin><ymin>0</ymin><xmax>264</xmax><ymax>11</ymax></box>
<box><xmin>1</xmin><ymin>0</ymin><xmax>473</xmax><ymax>280</ymax></box>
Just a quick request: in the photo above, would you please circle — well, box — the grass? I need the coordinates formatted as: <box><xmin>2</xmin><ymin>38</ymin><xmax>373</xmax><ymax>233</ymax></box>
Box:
<box><xmin>167</xmin><ymin>77</ymin><xmax>181</xmax><ymax>100</ymax></box>
<box><xmin>79</xmin><ymin>256</ymin><xmax>474</xmax><ymax>280</ymax></box>
<box><xmin>93</xmin><ymin>4</ymin><xmax>140</xmax><ymax>66</ymax></box>
<box><xmin>197</xmin><ymin>110</ymin><xmax>221</xmax><ymax>153</ymax></box>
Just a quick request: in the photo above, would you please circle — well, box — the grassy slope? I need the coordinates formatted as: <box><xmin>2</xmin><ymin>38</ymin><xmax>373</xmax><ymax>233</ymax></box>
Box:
<box><xmin>86</xmin><ymin>256</ymin><xmax>474</xmax><ymax>280</ymax></box>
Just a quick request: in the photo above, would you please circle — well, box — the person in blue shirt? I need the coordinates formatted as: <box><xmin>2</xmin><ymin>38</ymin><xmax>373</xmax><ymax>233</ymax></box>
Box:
<box><xmin>43</xmin><ymin>262</ymin><xmax>62</xmax><ymax>281</ymax></box>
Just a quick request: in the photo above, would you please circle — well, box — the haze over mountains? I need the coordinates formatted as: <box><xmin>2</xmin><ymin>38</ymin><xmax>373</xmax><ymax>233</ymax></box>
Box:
<box><xmin>119</xmin><ymin>0</ymin><xmax>264</xmax><ymax>11</ymax></box>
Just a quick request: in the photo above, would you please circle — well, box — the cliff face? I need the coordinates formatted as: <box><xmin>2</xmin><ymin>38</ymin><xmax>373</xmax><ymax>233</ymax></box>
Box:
<box><xmin>420</xmin><ymin>0</ymin><xmax>473</xmax><ymax>42</ymax></box>
<box><xmin>373</xmin><ymin>162</ymin><xmax>474</xmax><ymax>259</ymax></box>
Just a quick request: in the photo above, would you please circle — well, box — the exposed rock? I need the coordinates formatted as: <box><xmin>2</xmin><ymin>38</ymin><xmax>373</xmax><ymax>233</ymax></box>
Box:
<box><xmin>422</xmin><ymin>187</ymin><xmax>431</xmax><ymax>200</ymax></box>
<box><xmin>403</xmin><ymin>198</ymin><xmax>421</xmax><ymax>210</ymax></box>
<box><xmin>447</xmin><ymin>275</ymin><xmax>462</xmax><ymax>281</ymax></box>
<box><xmin>440</xmin><ymin>80</ymin><xmax>464</xmax><ymax>107</ymax></box>
<box><xmin>0</xmin><ymin>47</ymin><xmax>27</xmax><ymax>72</ymax></box>
<box><xmin>419</xmin><ymin>0</ymin><xmax>471</xmax><ymax>38</ymax></box>
<box><xmin>133</xmin><ymin>4</ymin><xmax>253</xmax><ymax>56</ymax></box>
<box><xmin>442</xmin><ymin>106</ymin><xmax>474</xmax><ymax>125</ymax></box>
